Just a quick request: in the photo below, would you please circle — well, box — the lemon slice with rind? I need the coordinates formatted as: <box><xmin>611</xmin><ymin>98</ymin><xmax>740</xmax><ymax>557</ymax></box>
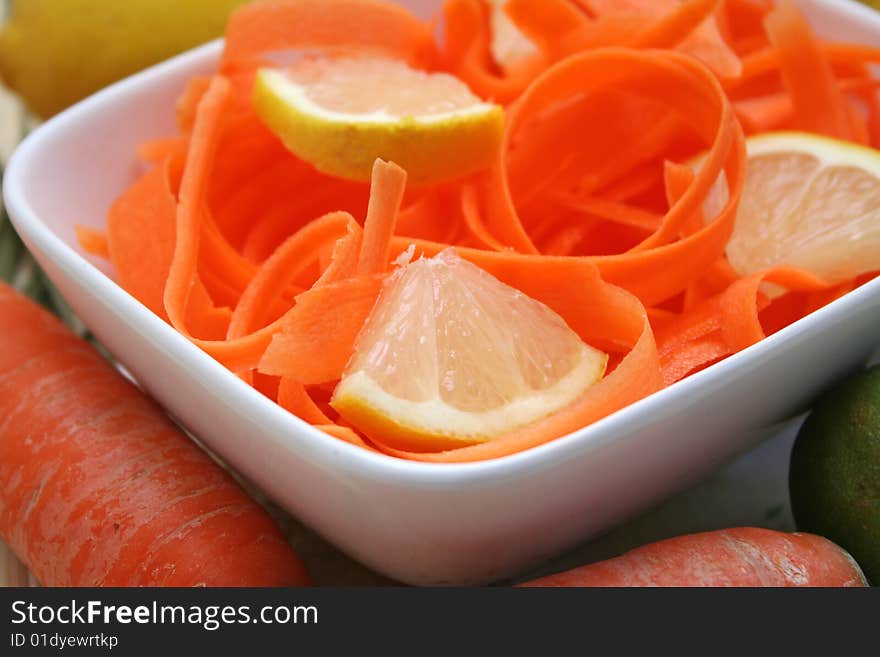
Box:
<box><xmin>252</xmin><ymin>56</ymin><xmax>504</xmax><ymax>185</ymax></box>
<box><xmin>330</xmin><ymin>249</ymin><xmax>607</xmax><ymax>452</ymax></box>
<box><xmin>721</xmin><ymin>131</ymin><xmax>880</xmax><ymax>284</ymax></box>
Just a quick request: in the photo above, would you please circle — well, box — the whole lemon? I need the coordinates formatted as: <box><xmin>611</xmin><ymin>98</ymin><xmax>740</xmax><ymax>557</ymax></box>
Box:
<box><xmin>0</xmin><ymin>0</ymin><xmax>248</xmax><ymax>118</ymax></box>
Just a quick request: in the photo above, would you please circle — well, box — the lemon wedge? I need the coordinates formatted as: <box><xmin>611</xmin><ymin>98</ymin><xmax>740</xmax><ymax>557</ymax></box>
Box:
<box><xmin>713</xmin><ymin>131</ymin><xmax>880</xmax><ymax>284</ymax></box>
<box><xmin>330</xmin><ymin>249</ymin><xmax>607</xmax><ymax>452</ymax></box>
<box><xmin>252</xmin><ymin>56</ymin><xmax>504</xmax><ymax>185</ymax></box>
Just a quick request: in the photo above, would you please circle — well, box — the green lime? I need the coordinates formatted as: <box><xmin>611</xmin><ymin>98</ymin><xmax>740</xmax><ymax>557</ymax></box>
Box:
<box><xmin>790</xmin><ymin>365</ymin><xmax>880</xmax><ymax>584</ymax></box>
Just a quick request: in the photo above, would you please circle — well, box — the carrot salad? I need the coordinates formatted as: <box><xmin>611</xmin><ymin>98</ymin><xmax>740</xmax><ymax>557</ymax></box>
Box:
<box><xmin>80</xmin><ymin>0</ymin><xmax>880</xmax><ymax>462</ymax></box>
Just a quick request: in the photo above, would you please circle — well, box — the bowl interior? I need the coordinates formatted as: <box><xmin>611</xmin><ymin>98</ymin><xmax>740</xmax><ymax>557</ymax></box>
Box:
<box><xmin>10</xmin><ymin>47</ymin><xmax>220</xmax><ymax>281</ymax></box>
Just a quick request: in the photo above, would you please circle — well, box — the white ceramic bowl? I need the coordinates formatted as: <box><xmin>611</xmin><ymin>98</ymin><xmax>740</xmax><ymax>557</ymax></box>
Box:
<box><xmin>4</xmin><ymin>0</ymin><xmax>880</xmax><ymax>585</ymax></box>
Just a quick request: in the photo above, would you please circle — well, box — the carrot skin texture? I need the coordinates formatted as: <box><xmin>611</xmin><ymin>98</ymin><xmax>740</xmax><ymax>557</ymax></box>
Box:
<box><xmin>0</xmin><ymin>282</ymin><xmax>310</xmax><ymax>587</ymax></box>
<box><xmin>521</xmin><ymin>528</ymin><xmax>867</xmax><ymax>587</ymax></box>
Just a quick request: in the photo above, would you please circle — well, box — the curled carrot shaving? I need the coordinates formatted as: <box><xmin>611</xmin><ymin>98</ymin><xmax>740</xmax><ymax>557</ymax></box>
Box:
<box><xmin>277</xmin><ymin>377</ymin><xmax>333</xmax><ymax>424</ymax></box>
<box><xmin>504</xmin><ymin>0</ymin><xmax>589</xmax><ymax>62</ymax></box>
<box><xmin>258</xmin><ymin>159</ymin><xmax>405</xmax><ymax>383</ymax></box>
<box><xmin>442</xmin><ymin>0</ymin><xmax>546</xmax><ymax>104</ymax></box>
<box><xmin>480</xmin><ymin>48</ymin><xmax>746</xmax><ymax>305</ymax></box>
<box><xmin>356</xmin><ymin>160</ymin><xmax>408</xmax><ymax>275</ymax></box>
<box><xmin>763</xmin><ymin>0</ymin><xmax>852</xmax><ymax>139</ymax></box>
<box><xmin>258</xmin><ymin>274</ymin><xmax>386</xmax><ymax>384</ymax></box>
<box><xmin>226</xmin><ymin>211</ymin><xmax>357</xmax><ymax>339</ymax></box>
<box><xmin>164</xmin><ymin>76</ymin><xmax>231</xmax><ymax>338</ymax></box>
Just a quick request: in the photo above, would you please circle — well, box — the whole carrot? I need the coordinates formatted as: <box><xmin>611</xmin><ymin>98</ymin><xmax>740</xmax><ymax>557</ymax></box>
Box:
<box><xmin>521</xmin><ymin>528</ymin><xmax>867</xmax><ymax>587</ymax></box>
<box><xmin>0</xmin><ymin>282</ymin><xmax>309</xmax><ymax>586</ymax></box>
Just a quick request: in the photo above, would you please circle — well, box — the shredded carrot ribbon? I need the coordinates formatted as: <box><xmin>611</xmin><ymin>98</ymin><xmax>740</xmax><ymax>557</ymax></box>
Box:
<box><xmin>80</xmin><ymin>0</ymin><xmax>880</xmax><ymax>462</ymax></box>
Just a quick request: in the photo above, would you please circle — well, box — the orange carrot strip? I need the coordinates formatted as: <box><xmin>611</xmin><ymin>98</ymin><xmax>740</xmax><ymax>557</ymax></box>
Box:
<box><xmin>237</xmin><ymin>180</ymin><xmax>368</xmax><ymax>263</ymax></box>
<box><xmin>252</xmin><ymin>162</ymin><xmax>398</xmax><ymax>379</ymax></box>
<box><xmin>843</xmin><ymin>93</ymin><xmax>871</xmax><ymax>146</ymax></box>
<box><xmin>258</xmin><ymin>274</ymin><xmax>385</xmax><ymax>384</ymax></box>
<box><xmin>579</xmin><ymin>113</ymin><xmax>682</xmax><ymax>196</ymax></box>
<box><xmin>250</xmin><ymin>371</ymin><xmax>280</xmax><ymax>400</ymax></box>
<box><xmin>719</xmin><ymin>266</ymin><xmax>835</xmax><ymax>351</ymax></box>
<box><xmin>315</xmin><ymin>218</ymin><xmax>365</xmax><ymax>286</ymax></box>
<box><xmin>552</xmin><ymin>195</ymin><xmax>661</xmax><ymax>232</ymax></box>
<box><xmin>656</xmin><ymin>302</ymin><xmax>754</xmax><ymax>386</ymax></box>
<box><xmin>728</xmin><ymin>42</ymin><xmax>880</xmax><ymax>143</ymax></box>
<box><xmin>106</xmin><ymin>165</ymin><xmax>178</xmax><ymax>322</ymax></box>
<box><xmin>240</xmin><ymin>206</ymin><xmax>300</xmax><ymax>264</ymax></box>
<box><xmin>176</xmin><ymin>76</ymin><xmax>213</xmax><ymax>134</ymax></box>
<box><xmin>630</xmin><ymin>0</ymin><xmax>719</xmax><ymax>49</ymax></box>
<box><xmin>727</xmin><ymin>44</ymin><xmax>779</xmax><ymax>94</ymax></box>
<box><xmin>357</xmin><ymin>160</ymin><xmax>408</xmax><ymax>275</ymax></box>
<box><xmin>395</xmin><ymin>188</ymin><xmax>462</xmax><ymax>245</ymax></box>
<box><xmin>682</xmin><ymin>257</ymin><xmax>740</xmax><ymax>311</ymax></box>
<box><xmin>149</xmin><ymin>141</ymin><xmax>262</xmax><ymax>307</ymax></box>
<box><xmin>221</xmin><ymin>0</ymin><xmax>436</xmax><ymax>68</ymax></box>
<box><xmin>278</xmin><ymin>377</ymin><xmax>332</xmax><ymax>424</ymax></box>
<box><xmin>656</xmin><ymin>264</ymin><xmax>838</xmax><ymax>384</ymax></box>
<box><xmin>227</xmin><ymin>212</ymin><xmax>356</xmax><ymax>339</ymax></box>
<box><xmin>631</xmin><ymin>161</ymin><xmax>698</xmax><ymax>250</ymax></box>
<box><xmin>763</xmin><ymin>0</ymin><xmax>852</xmax><ymax>139</ymax></box>
<box><xmin>660</xmin><ymin>333</ymin><xmax>729</xmax><ymax>385</ymax></box>
<box><xmin>555</xmin><ymin>15</ymin><xmax>648</xmax><ymax>54</ymax></box>
<box><xmin>106</xmin><ymin>159</ymin><xmax>230</xmax><ymax>339</ymax></box>
<box><xmin>213</xmin><ymin>162</ymin><xmax>387</xmax><ymax>371</ymax></box>
<box><xmin>601</xmin><ymin>160</ymin><xmax>666</xmax><ymax>203</ymax></box>
<box><xmin>663</xmin><ymin>160</ymin><xmax>695</xmax><ymax>208</ymax></box>
<box><xmin>724</xmin><ymin>0</ymin><xmax>774</xmax><ymax>49</ymax></box>
<box><xmin>824</xmin><ymin>42</ymin><xmax>880</xmax><ymax>69</ymax></box>
<box><xmin>198</xmin><ymin>210</ymin><xmax>259</xmax><ymax>303</ymax></box>
<box><xmin>212</xmin><ymin>159</ymin><xmax>314</xmax><ymax>250</ymax></box>
<box><xmin>541</xmin><ymin>223</ymin><xmax>593</xmax><ymax>257</ymax></box>
<box><xmin>152</xmin><ymin>77</ymin><xmax>304</xmax><ymax>368</ymax></box>
<box><xmin>164</xmin><ymin>75</ymin><xmax>231</xmax><ymax>336</ymax></box>
<box><xmin>75</xmin><ymin>226</ymin><xmax>109</xmax><ymax>259</ymax></box>
<box><xmin>485</xmin><ymin>48</ymin><xmax>746</xmax><ymax>304</ymax></box>
<box><xmin>443</xmin><ymin>0</ymin><xmax>544</xmax><ymax>104</ymax></box>
<box><xmin>729</xmin><ymin>41</ymin><xmax>880</xmax><ymax>100</ymax></box>
<box><xmin>504</xmin><ymin>0</ymin><xmax>589</xmax><ymax>60</ymax></box>
<box><xmin>460</xmin><ymin>184</ymin><xmax>508</xmax><ymax>250</ymax></box>
<box><xmin>664</xmin><ymin>1</ymin><xmax>742</xmax><ymax>79</ymax></box>
<box><xmin>734</xmin><ymin>92</ymin><xmax>793</xmax><ymax>132</ymax></box>
<box><xmin>137</xmin><ymin>137</ymin><xmax>189</xmax><ymax>166</ymax></box>
<box><xmin>581</xmin><ymin>0</ymin><xmax>741</xmax><ymax>78</ymax></box>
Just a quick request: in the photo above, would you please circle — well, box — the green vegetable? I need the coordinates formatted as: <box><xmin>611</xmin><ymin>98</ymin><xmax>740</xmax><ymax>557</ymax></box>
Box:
<box><xmin>790</xmin><ymin>365</ymin><xmax>880</xmax><ymax>585</ymax></box>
